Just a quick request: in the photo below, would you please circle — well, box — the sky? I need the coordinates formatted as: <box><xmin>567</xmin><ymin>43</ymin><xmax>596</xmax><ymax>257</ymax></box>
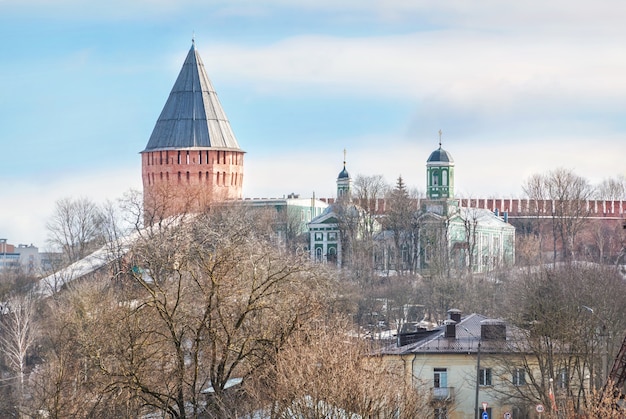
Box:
<box><xmin>1</xmin><ymin>1</ymin><xmax>625</xmax><ymax>248</ymax></box>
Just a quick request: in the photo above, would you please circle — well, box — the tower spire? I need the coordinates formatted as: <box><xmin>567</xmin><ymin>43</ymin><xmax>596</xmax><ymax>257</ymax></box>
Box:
<box><xmin>438</xmin><ymin>129</ymin><xmax>442</xmax><ymax>148</ymax></box>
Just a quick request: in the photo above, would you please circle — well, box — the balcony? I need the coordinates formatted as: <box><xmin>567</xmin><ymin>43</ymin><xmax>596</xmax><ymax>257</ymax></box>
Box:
<box><xmin>431</xmin><ymin>387</ymin><xmax>455</xmax><ymax>402</ymax></box>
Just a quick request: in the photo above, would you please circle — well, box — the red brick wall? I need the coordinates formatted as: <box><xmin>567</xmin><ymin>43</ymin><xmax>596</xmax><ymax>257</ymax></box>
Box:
<box><xmin>142</xmin><ymin>149</ymin><xmax>244</xmax><ymax>218</ymax></box>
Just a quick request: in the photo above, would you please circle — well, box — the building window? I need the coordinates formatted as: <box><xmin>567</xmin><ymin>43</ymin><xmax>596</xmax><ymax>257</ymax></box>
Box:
<box><xmin>442</xmin><ymin>169</ymin><xmax>448</xmax><ymax>186</ymax></box>
<box><xmin>434</xmin><ymin>407</ymin><xmax>448</xmax><ymax>419</ymax></box>
<box><xmin>315</xmin><ymin>247</ymin><xmax>323</xmax><ymax>262</ymax></box>
<box><xmin>512</xmin><ymin>368</ymin><xmax>526</xmax><ymax>386</ymax></box>
<box><xmin>328</xmin><ymin>232</ymin><xmax>337</xmax><ymax>241</ymax></box>
<box><xmin>433</xmin><ymin>368</ymin><xmax>448</xmax><ymax>398</ymax></box>
<box><xmin>315</xmin><ymin>232</ymin><xmax>323</xmax><ymax>241</ymax></box>
<box><xmin>479</xmin><ymin>368</ymin><xmax>492</xmax><ymax>386</ymax></box>
<box><xmin>557</xmin><ymin>368</ymin><xmax>569</xmax><ymax>389</ymax></box>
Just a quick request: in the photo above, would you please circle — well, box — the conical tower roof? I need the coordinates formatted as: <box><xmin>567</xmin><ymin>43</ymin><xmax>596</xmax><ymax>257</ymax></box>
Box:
<box><xmin>143</xmin><ymin>41</ymin><xmax>242</xmax><ymax>152</ymax></box>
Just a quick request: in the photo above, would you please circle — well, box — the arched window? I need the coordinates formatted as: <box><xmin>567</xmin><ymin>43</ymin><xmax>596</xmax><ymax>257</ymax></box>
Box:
<box><xmin>432</xmin><ymin>170</ymin><xmax>439</xmax><ymax>186</ymax></box>
<box><xmin>442</xmin><ymin>170</ymin><xmax>448</xmax><ymax>186</ymax></box>
<box><xmin>315</xmin><ymin>247</ymin><xmax>323</xmax><ymax>262</ymax></box>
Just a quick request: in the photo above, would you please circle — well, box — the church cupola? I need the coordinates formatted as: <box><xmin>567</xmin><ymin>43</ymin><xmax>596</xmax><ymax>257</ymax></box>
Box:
<box><xmin>336</xmin><ymin>149</ymin><xmax>351</xmax><ymax>202</ymax></box>
<box><xmin>426</xmin><ymin>130</ymin><xmax>455</xmax><ymax>200</ymax></box>
<box><xmin>141</xmin><ymin>39</ymin><xmax>245</xmax><ymax>220</ymax></box>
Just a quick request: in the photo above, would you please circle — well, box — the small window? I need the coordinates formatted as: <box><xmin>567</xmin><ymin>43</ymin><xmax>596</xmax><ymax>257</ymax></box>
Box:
<box><xmin>512</xmin><ymin>368</ymin><xmax>526</xmax><ymax>386</ymax></box>
<box><xmin>479</xmin><ymin>368</ymin><xmax>492</xmax><ymax>386</ymax></box>
<box><xmin>434</xmin><ymin>407</ymin><xmax>448</xmax><ymax>419</ymax></box>
<box><xmin>557</xmin><ymin>368</ymin><xmax>568</xmax><ymax>389</ymax></box>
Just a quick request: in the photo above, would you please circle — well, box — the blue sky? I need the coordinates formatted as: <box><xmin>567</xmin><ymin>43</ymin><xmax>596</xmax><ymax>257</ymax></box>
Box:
<box><xmin>1</xmin><ymin>1</ymin><xmax>625</xmax><ymax>247</ymax></box>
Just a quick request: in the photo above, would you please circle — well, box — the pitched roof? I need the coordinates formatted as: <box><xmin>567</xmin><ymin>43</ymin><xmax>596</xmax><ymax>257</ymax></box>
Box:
<box><xmin>381</xmin><ymin>313</ymin><xmax>529</xmax><ymax>356</ymax></box>
<box><xmin>143</xmin><ymin>41</ymin><xmax>242</xmax><ymax>152</ymax></box>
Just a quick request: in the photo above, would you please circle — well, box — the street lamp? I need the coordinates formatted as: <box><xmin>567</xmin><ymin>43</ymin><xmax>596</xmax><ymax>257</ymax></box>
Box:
<box><xmin>581</xmin><ymin>305</ymin><xmax>609</xmax><ymax>387</ymax></box>
<box><xmin>461</xmin><ymin>324</ymin><xmax>482</xmax><ymax>419</ymax></box>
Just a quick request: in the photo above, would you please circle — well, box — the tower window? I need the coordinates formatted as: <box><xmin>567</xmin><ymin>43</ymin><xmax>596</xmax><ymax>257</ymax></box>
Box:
<box><xmin>186</xmin><ymin>171</ymin><xmax>190</xmax><ymax>182</ymax></box>
<box><xmin>199</xmin><ymin>151</ymin><xmax>202</xmax><ymax>164</ymax></box>
<box><xmin>186</xmin><ymin>151</ymin><xmax>190</xmax><ymax>164</ymax></box>
<box><xmin>178</xmin><ymin>172</ymin><xmax>181</xmax><ymax>183</ymax></box>
<box><xmin>177</xmin><ymin>151</ymin><xmax>181</xmax><ymax>165</ymax></box>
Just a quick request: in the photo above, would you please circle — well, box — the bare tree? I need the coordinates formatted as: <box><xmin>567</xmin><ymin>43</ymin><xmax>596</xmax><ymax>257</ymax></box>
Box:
<box><xmin>99</xmin><ymin>205</ymin><xmax>330</xmax><ymax>418</ymax></box>
<box><xmin>595</xmin><ymin>175</ymin><xmax>626</xmax><ymax>201</ymax></box>
<box><xmin>498</xmin><ymin>264</ymin><xmax>626</xmax><ymax>414</ymax></box>
<box><xmin>45</xmin><ymin>197</ymin><xmax>105</xmax><ymax>265</ymax></box>
<box><xmin>352</xmin><ymin>174</ymin><xmax>389</xmax><ymax>238</ymax></box>
<box><xmin>523</xmin><ymin>168</ymin><xmax>595</xmax><ymax>262</ymax></box>
<box><xmin>0</xmin><ymin>292</ymin><xmax>37</xmax><ymax>413</ymax></box>
<box><xmin>250</xmin><ymin>317</ymin><xmax>430</xmax><ymax>418</ymax></box>
<box><xmin>384</xmin><ymin>176</ymin><xmax>416</xmax><ymax>273</ymax></box>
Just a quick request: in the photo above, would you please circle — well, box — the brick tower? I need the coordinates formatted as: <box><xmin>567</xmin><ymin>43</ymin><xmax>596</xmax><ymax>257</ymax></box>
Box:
<box><xmin>141</xmin><ymin>40</ymin><xmax>244</xmax><ymax>221</ymax></box>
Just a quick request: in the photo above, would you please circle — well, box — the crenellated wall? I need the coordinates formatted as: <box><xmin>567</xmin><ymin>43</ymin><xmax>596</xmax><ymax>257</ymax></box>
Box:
<box><xmin>141</xmin><ymin>148</ymin><xmax>244</xmax><ymax>217</ymax></box>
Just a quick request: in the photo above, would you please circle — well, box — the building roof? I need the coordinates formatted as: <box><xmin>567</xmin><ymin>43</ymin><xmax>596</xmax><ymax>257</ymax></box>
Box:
<box><xmin>338</xmin><ymin>165</ymin><xmax>350</xmax><ymax>180</ymax></box>
<box><xmin>382</xmin><ymin>313</ymin><xmax>528</xmax><ymax>356</ymax></box>
<box><xmin>142</xmin><ymin>41</ymin><xmax>242</xmax><ymax>152</ymax></box>
<box><xmin>427</xmin><ymin>147</ymin><xmax>454</xmax><ymax>163</ymax></box>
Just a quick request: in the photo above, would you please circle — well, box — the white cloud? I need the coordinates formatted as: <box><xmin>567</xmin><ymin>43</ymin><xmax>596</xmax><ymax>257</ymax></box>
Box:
<box><xmin>203</xmin><ymin>30</ymin><xmax>626</xmax><ymax>116</ymax></box>
<box><xmin>0</xmin><ymin>167</ymin><xmax>142</xmax><ymax>249</ymax></box>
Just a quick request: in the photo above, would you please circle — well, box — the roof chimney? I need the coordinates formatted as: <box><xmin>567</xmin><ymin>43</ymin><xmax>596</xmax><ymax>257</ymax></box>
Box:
<box><xmin>447</xmin><ymin>308</ymin><xmax>462</xmax><ymax>323</ymax></box>
<box><xmin>444</xmin><ymin>319</ymin><xmax>457</xmax><ymax>338</ymax></box>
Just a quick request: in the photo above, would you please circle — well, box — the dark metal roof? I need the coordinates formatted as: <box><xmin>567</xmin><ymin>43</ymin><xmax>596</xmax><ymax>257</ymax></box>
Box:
<box><xmin>337</xmin><ymin>165</ymin><xmax>350</xmax><ymax>179</ymax></box>
<box><xmin>382</xmin><ymin>313</ymin><xmax>528</xmax><ymax>356</ymax></box>
<box><xmin>427</xmin><ymin>147</ymin><xmax>454</xmax><ymax>163</ymax></box>
<box><xmin>142</xmin><ymin>42</ymin><xmax>242</xmax><ymax>152</ymax></box>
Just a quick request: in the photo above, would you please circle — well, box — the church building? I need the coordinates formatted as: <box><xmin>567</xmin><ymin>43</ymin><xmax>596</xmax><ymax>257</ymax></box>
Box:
<box><xmin>309</xmin><ymin>139</ymin><xmax>516</xmax><ymax>275</ymax></box>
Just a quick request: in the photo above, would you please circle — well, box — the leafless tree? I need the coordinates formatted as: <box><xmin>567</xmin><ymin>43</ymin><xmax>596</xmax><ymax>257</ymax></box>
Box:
<box><xmin>384</xmin><ymin>176</ymin><xmax>416</xmax><ymax>273</ymax></box>
<box><xmin>595</xmin><ymin>175</ymin><xmax>626</xmax><ymax>201</ymax></box>
<box><xmin>498</xmin><ymin>263</ymin><xmax>626</xmax><ymax>414</ymax></box>
<box><xmin>522</xmin><ymin>168</ymin><xmax>595</xmax><ymax>262</ymax></box>
<box><xmin>0</xmin><ymin>292</ymin><xmax>38</xmax><ymax>413</ymax></box>
<box><xmin>352</xmin><ymin>174</ymin><xmax>389</xmax><ymax>238</ymax></box>
<box><xmin>249</xmin><ymin>317</ymin><xmax>430</xmax><ymax>418</ymax></box>
<box><xmin>45</xmin><ymin>197</ymin><xmax>106</xmax><ymax>265</ymax></box>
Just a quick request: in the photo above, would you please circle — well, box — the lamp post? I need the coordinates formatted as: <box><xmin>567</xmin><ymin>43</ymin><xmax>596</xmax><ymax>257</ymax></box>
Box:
<box><xmin>461</xmin><ymin>324</ymin><xmax>482</xmax><ymax>419</ymax></box>
<box><xmin>475</xmin><ymin>340</ymin><xmax>482</xmax><ymax>419</ymax></box>
<box><xmin>581</xmin><ymin>305</ymin><xmax>609</xmax><ymax>388</ymax></box>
